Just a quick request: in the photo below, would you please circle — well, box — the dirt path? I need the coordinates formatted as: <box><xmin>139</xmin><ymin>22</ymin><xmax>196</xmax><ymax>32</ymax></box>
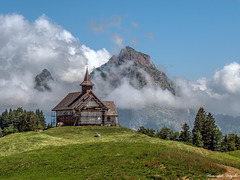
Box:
<box><xmin>208</xmin><ymin>164</ymin><xmax>240</xmax><ymax>180</ymax></box>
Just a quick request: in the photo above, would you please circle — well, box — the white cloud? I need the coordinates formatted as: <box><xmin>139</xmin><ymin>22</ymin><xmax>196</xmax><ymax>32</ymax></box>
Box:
<box><xmin>104</xmin><ymin>80</ymin><xmax>175</xmax><ymax>110</ymax></box>
<box><xmin>81</xmin><ymin>45</ymin><xmax>111</xmax><ymax>71</ymax></box>
<box><xmin>131</xmin><ymin>22</ymin><xmax>140</xmax><ymax>29</ymax></box>
<box><xmin>148</xmin><ymin>31</ymin><xmax>157</xmax><ymax>41</ymax></box>
<box><xmin>94</xmin><ymin>59</ymin><xmax>240</xmax><ymax>116</ymax></box>
<box><xmin>213</xmin><ymin>62</ymin><xmax>240</xmax><ymax>94</ymax></box>
<box><xmin>174</xmin><ymin>62</ymin><xmax>240</xmax><ymax>115</ymax></box>
<box><xmin>111</xmin><ymin>34</ymin><xmax>124</xmax><ymax>49</ymax></box>
<box><xmin>89</xmin><ymin>16</ymin><xmax>122</xmax><ymax>33</ymax></box>
<box><xmin>0</xmin><ymin>14</ymin><xmax>111</xmax><ymax>111</ymax></box>
<box><xmin>130</xmin><ymin>38</ymin><xmax>138</xmax><ymax>46</ymax></box>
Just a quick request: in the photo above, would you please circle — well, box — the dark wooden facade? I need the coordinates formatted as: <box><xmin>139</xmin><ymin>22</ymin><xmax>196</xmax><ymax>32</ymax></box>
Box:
<box><xmin>52</xmin><ymin>69</ymin><xmax>119</xmax><ymax>126</ymax></box>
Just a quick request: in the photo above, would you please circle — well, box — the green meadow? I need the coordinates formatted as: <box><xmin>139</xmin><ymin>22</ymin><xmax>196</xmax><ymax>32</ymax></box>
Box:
<box><xmin>0</xmin><ymin>126</ymin><xmax>239</xmax><ymax>179</ymax></box>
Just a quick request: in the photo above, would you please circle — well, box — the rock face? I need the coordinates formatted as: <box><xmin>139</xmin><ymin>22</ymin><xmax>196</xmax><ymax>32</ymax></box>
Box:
<box><xmin>34</xmin><ymin>69</ymin><xmax>53</xmax><ymax>92</ymax></box>
<box><xmin>90</xmin><ymin>46</ymin><xmax>176</xmax><ymax>94</ymax></box>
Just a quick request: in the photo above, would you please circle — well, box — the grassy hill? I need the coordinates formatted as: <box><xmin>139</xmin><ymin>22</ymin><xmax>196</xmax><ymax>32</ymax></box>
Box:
<box><xmin>0</xmin><ymin>126</ymin><xmax>239</xmax><ymax>179</ymax></box>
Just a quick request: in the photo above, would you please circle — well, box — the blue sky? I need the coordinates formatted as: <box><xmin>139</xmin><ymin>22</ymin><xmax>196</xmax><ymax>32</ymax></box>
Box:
<box><xmin>1</xmin><ymin>0</ymin><xmax>240</xmax><ymax>80</ymax></box>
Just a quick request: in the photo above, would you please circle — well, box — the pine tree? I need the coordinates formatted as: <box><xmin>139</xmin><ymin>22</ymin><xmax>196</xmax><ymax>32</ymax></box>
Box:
<box><xmin>202</xmin><ymin>113</ymin><xmax>216</xmax><ymax>150</ymax></box>
<box><xmin>0</xmin><ymin>108</ymin><xmax>46</xmax><ymax>135</ymax></box>
<box><xmin>179</xmin><ymin>123</ymin><xmax>191</xmax><ymax>142</ymax></box>
<box><xmin>147</xmin><ymin>128</ymin><xmax>155</xmax><ymax>137</ymax></box>
<box><xmin>156</xmin><ymin>127</ymin><xmax>170</xmax><ymax>139</ymax></box>
<box><xmin>138</xmin><ymin>126</ymin><xmax>147</xmax><ymax>135</ymax></box>
<box><xmin>226</xmin><ymin>134</ymin><xmax>237</xmax><ymax>151</ymax></box>
<box><xmin>221</xmin><ymin>135</ymin><xmax>228</xmax><ymax>152</ymax></box>
<box><xmin>212</xmin><ymin>127</ymin><xmax>222</xmax><ymax>151</ymax></box>
<box><xmin>9</xmin><ymin>109</ymin><xmax>17</xmax><ymax>130</ymax></box>
<box><xmin>234</xmin><ymin>134</ymin><xmax>240</xmax><ymax>150</ymax></box>
<box><xmin>0</xmin><ymin>114</ymin><xmax>3</xmax><ymax>129</ymax></box>
<box><xmin>27</xmin><ymin>111</ymin><xmax>37</xmax><ymax>131</ymax></box>
<box><xmin>47</xmin><ymin>123</ymin><xmax>52</xmax><ymax>129</ymax></box>
<box><xmin>35</xmin><ymin>109</ymin><xmax>46</xmax><ymax>129</ymax></box>
<box><xmin>169</xmin><ymin>131</ymin><xmax>180</xmax><ymax>141</ymax></box>
<box><xmin>192</xmin><ymin>107</ymin><xmax>206</xmax><ymax>147</ymax></box>
<box><xmin>1</xmin><ymin>109</ymin><xmax>9</xmax><ymax>128</ymax></box>
<box><xmin>2</xmin><ymin>124</ymin><xmax>17</xmax><ymax>136</ymax></box>
<box><xmin>16</xmin><ymin>107</ymin><xmax>23</xmax><ymax>114</ymax></box>
<box><xmin>192</xmin><ymin>131</ymin><xmax>204</xmax><ymax>147</ymax></box>
<box><xmin>0</xmin><ymin>127</ymin><xmax>2</xmax><ymax>137</ymax></box>
<box><xmin>17</xmin><ymin>112</ymin><xmax>28</xmax><ymax>132</ymax></box>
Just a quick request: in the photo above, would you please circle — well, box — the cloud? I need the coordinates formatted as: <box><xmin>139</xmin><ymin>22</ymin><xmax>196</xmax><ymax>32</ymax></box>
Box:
<box><xmin>212</xmin><ymin>62</ymin><xmax>240</xmax><ymax>94</ymax></box>
<box><xmin>130</xmin><ymin>38</ymin><xmax>138</xmax><ymax>46</ymax></box>
<box><xmin>92</xmin><ymin>58</ymin><xmax>240</xmax><ymax>116</ymax></box>
<box><xmin>172</xmin><ymin>62</ymin><xmax>240</xmax><ymax>116</ymax></box>
<box><xmin>147</xmin><ymin>31</ymin><xmax>157</xmax><ymax>41</ymax></box>
<box><xmin>131</xmin><ymin>22</ymin><xmax>140</xmax><ymax>29</ymax></box>
<box><xmin>111</xmin><ymin>34</ymin><xmax>124</xmax><ymax>50</ymax></box>
<box><xmin>89</xmin><ymin>16</ymin><xmax>122</xmax><ymax>33</ymax></box>
<box><xmin>0</xmin><ymin>14</ymin><xmax>111</xmax><ymax>111</ymax></box>
<box><xmin>157</xmin><ymin>65</ymin><xmax>166</xmax><ymax>73</ymax></box>
<box><xmin>104</xmin><ymin>80</ymin><xmax>175</xmax><ymax>110</ymax></box>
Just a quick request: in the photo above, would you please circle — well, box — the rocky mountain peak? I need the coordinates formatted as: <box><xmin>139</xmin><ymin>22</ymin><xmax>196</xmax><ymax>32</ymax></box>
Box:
<box><xmin>34</xmin><ymin>69</ymin><xmax>53</xmax><ymax>92</ymax></box>
<box><xmin>110</xmin><ymin>46</ymin><xmax>155</xmax><ymax>69</ymax></box>
<box><xmin>119</xmin><ymin>46</ymin><xmax>154</xmax><ymax>67</ymax></box>
<box><xmin>91</xmin><ymin>46</ymin><xmax>176</xmax><ymax>95</ymax></box>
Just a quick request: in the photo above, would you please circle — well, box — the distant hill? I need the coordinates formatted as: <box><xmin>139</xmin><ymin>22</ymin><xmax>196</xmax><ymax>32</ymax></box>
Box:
<box><xmin>0</xmin><ymin>126</ymin><xmax>239</xmax><ymax>179</ymax></box>
<box><xmin>118</xmin><ymin>106</ymin><xmax>196</xmax><ymax>132</ymax></box>
<box><xmin>214</xmin><ymin>114</ymin><xmax>240</xmax><ymax>135</ymax></box>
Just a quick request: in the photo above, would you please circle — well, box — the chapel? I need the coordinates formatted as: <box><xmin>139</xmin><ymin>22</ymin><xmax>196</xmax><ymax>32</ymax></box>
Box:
<box><xmin>52</xmin><ymin>68</ymin><xmax>119</xmax><ymax>126</ymax></box>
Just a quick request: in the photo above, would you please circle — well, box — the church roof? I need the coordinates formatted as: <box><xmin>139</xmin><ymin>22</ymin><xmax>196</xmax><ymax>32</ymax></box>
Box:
<box><xmin>52</xmin><ymin>92</ymin><xmax>82</xmax><ymax>111</ymax></box>
<box><xmin>80</xmin><ymin>68</ymin><xmax>94</xmax><ymax>86</ymax></box>
<box><xmin>75</xmin><ymin>91</ymin><xmax>108</xmax><ymax>110</ymax></box>
<box><xmin>52</xmin><ymin>91</ymin><xmax>118</xmax><ymax>116</ymax></box>
<box><xmin>102</xmin><ymin>101</ymin><xmax>118</xmax><ymax>116</ymax></box>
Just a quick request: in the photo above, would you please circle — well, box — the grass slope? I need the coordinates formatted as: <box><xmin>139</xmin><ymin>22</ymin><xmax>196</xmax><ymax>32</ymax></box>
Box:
<box><xmin>0</xmin><ymin>126</ymin><xmax>239</xmax><ymax>179</ymax></box>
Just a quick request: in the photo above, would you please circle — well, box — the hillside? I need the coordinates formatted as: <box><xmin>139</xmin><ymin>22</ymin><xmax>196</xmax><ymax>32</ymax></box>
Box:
<box><xmin>0</xmin><ymin>127</ymin><xmax>239</xmax><ymax>179</ymax></box>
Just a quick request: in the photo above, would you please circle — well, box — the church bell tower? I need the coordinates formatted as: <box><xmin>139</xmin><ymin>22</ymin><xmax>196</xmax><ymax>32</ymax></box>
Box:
<box><xmin>80</xmin><ymin>68</ymin><xmax>94</xmax><ymax>94</ymax></box>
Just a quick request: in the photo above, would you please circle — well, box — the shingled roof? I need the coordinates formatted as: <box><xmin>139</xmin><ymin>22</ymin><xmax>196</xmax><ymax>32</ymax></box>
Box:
<box><xmin>52</xmin><ymin>92</ymin><xmax>82</xmax><ymax>111</ymax></box>
<box><xmin>102</xmin><ymin>101</ymin><xmax>118</xmax><ymax>116</ymax></box>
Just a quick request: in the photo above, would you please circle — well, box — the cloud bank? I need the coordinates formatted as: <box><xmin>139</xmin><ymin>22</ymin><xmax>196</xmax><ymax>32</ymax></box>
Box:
<box><xmin>98</xmin><ymin>61</ymin><xmax>240</xmax><ymax>116</ymax></box>
<box><xmin>0</xmin><ymin>14</ymin><xmax>111</xmax><ymax>111</ymax></box>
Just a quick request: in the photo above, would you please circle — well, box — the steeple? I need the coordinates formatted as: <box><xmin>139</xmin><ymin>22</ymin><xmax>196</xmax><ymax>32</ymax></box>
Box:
<box><xmin>80</xmin><ymin>68</ymin><xmax>94</xmax><ymax>94</ymax></box>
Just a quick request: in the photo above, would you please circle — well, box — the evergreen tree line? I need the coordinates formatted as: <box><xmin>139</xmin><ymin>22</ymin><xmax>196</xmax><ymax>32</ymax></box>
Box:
<box><xmin>0</xmin><ymin>108</ymin><xmax>47</xmax><ymax>137</ymax></box>
<box><xmin>138</xmin><ymin>107</ymin><xmax>240</xmax><ymax>152</ymax></box>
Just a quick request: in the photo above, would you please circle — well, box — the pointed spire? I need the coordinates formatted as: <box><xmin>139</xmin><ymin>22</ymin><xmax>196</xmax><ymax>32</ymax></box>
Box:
<box><xmin>83</xmin><ymin>68</ymin><xmax>91</xmax><ymax>82</ymax></box>
<box><xmin>80</xmin><ymin>68</ymin><xmax>94</xmax><ymax>94</ymax></box>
